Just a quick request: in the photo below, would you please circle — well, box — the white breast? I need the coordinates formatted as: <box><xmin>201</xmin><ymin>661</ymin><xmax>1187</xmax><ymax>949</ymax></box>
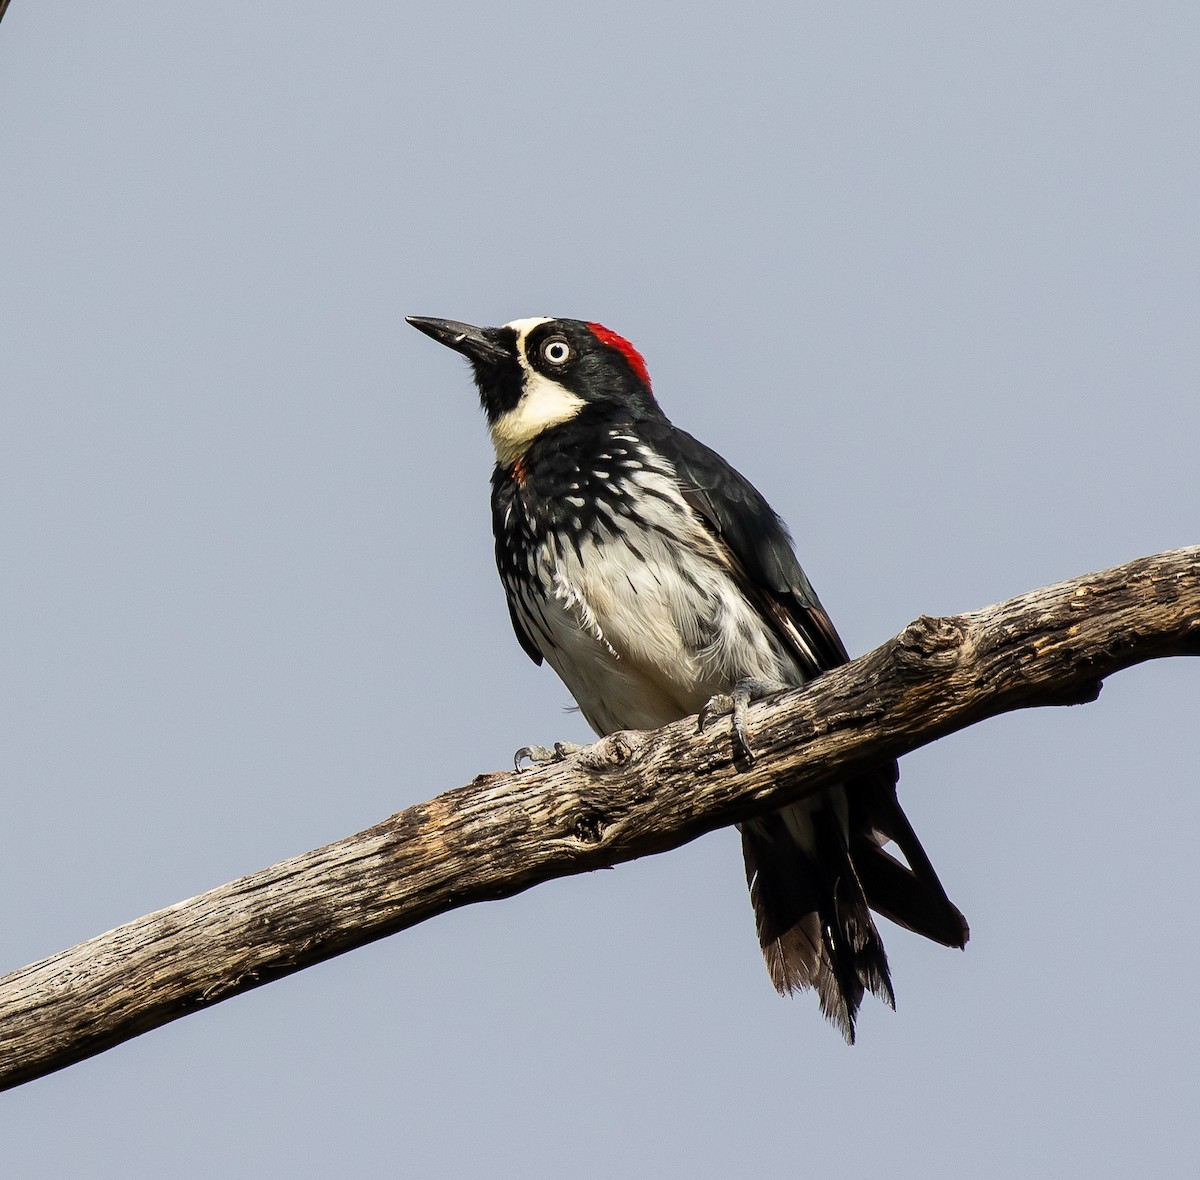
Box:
<box><xmin>506</xmin><ymin>443</ymin><xmax>803</xmax><ymax>736</ymax></box>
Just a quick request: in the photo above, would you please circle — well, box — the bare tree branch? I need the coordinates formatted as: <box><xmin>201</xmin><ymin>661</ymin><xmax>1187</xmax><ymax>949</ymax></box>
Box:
<box><xmin>1</xmin><ymin>547</ymin><xmax>1196</xmax><ymax>1090</ymax></box>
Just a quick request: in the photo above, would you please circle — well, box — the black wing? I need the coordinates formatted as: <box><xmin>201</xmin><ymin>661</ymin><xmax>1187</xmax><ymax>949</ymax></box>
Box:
<box><xmin>641</xmin><ymin>417</ymin><xmax>849</xmax><ymax>678</ymax></box>
<box><xmin>647</xmin><ymin>416</ymin><xmax>970</xmax><ymax>952</ymax></box>
<box><xmin>490</xmin><ymin>467</ymin><xmax>545</xmax><ymax>666</ymax></box>
<box><xmin>503</xmin><ymin>593</ymin><xmax>544</xmax><ymax>665</ymax></box>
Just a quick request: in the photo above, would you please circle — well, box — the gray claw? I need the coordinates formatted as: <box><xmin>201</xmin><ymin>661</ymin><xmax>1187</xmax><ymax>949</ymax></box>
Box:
<box><xmin>514</xmin><ymin>741</ymin><xmax>586</xmax><ymax>771</ymax></box>
<box><xmin>698</xmin><ymin>693</ymin><xmax>733</xmax><ymax>734</ymax></box>
<box><xmin>700</xmin><ymin>678</ymin><xmax>784</xmax><ymax>765</ymax></box>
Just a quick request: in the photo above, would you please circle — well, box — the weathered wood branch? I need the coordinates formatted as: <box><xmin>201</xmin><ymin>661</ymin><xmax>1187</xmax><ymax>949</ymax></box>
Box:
<box><xmin>1</xmin><ymin>547</ymin><xmax>1197</xmax><ymax>1090</ymax></box>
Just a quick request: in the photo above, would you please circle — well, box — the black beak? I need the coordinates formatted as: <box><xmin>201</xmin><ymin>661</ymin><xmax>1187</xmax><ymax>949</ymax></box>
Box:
<box><xmin>406</xmin><ymin>316</ymin><xmax>512</xmax><ymax>365</ymax></box>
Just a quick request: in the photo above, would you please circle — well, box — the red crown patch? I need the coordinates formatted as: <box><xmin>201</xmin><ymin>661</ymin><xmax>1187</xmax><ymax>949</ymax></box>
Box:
<box><xmin>586</xmin><ymin>322</ymin><xmax>652</xmax><ymax>391</ymax></box>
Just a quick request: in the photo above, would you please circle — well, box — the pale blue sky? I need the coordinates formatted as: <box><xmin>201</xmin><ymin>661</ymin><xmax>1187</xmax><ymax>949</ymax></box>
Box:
<box><xmin>1</xmin><ymin>3</ymin><xmax>1198</xmax><ymax>1176</ymax></box>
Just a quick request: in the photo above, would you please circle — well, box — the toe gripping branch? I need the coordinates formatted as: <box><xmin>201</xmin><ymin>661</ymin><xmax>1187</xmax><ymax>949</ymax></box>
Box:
<box><xmin>513</xmin><ymin>742</ymin><xmax>587</xmax><ymax>771</ymax></box>
<box><xmin>698</xmin><ymin>677</ymin><xmax>785</xmax><ymax>764</ymax></box>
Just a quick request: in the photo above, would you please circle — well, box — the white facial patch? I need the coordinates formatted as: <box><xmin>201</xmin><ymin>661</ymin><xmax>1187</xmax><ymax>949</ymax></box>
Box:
<box><xmin>488</xmin><ymin>317</ymin><xmax>586</xmax><ymax>465</ymax></box>
<box><xmin>504</xmin><ymin>316</ymin><xmax>553</xmax><ymax>337</ymax></box>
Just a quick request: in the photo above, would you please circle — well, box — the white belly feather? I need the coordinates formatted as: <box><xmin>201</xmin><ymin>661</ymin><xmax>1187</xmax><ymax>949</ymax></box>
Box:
<box><xmin>510</xmin><ymin>458</ymin><xmax>803</xmax><ymax>736</ymax></box>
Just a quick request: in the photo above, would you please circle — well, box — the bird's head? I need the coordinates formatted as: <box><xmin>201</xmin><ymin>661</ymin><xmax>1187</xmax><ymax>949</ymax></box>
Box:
<box><xmin>407</xmin><ymin>316</ymin><xmax>655</xmax><ymax>465</ymax></box>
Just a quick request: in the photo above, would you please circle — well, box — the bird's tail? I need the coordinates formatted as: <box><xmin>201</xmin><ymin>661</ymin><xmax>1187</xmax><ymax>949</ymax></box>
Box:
<box><xmin>741</xmin><ymin>800</ymin><xmax>894</xmax><ymax>1045</ymax></box>
<box><xmin>847</xmin><ymin>761</ymin><xmax>969</xmax><ymax>951</ymax></box>
<box><xmin>741</xmin><ymin>762</ymin><xmax>967</xmax><ymax>1043</ymax></box>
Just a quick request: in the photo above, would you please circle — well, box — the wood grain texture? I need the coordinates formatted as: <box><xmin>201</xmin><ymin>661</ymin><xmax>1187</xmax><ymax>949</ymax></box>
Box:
<box><xmin>1</xmin><ymin>547</ymin><xmax>1197</xmax><ymax>1090</ymax></box>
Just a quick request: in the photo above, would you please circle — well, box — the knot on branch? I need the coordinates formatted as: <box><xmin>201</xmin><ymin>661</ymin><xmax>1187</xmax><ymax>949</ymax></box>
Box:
<box><xmin>896</xmin><ymin>614</ymin><xmax>966</xmax><ymax>673</ymax></box>
<box><xmin>578</xmin><ymin>731</ymin><xmax>647</xmax><ymax>770</ymax></box>
<box><xmin>572</xmin><ymin>811</ymin><xmax>608</xmax><ymax>845</ymax></box>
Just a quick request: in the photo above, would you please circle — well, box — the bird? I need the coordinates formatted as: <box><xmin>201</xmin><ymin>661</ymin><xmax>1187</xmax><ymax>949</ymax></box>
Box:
<box><xmin>407</xmin><ymin>314</ymin><xmax>968</xmax><ymax>1042</ymax></box>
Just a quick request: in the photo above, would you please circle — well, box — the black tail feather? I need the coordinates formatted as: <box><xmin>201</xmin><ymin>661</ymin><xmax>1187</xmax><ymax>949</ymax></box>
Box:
<box><xmin>741</xmin><ymin>763</ymin><xmax>965</xmax><ymax>1042</ymax></box>
<box><xmin>742</xmin><ymin>804</ymin><xmax>893</xmax><ymax>1045</ymax></box>
<box><xmin>848</xmin><ymin>763</ymin><xmax>969</xmax><ymax>949</ymax></box>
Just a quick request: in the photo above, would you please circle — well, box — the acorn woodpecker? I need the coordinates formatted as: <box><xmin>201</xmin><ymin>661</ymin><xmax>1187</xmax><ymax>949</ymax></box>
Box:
<box><xmin>408</xmin><ymin>314</ymin><xmax>967</xmax><ymax>1042</ymax></box>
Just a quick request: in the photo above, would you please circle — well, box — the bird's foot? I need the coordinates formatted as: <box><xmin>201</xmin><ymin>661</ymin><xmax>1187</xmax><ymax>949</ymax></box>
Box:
<box><xmin>513</xmin><ymin>741</ymin><xmax>588</xmax><ymax>771</ymax></box>
<box><xmin>514</xmin><ymin>732</ymin><xmax>647</xmax><ymax>772</ymax></box>
<box><xmin>698</xmin><ymin>678</ymin><xmax>784</xmax><ymax>764</ymax></box>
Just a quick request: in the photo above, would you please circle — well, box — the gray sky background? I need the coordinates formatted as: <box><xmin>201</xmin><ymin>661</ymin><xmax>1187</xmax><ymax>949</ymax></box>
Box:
<box><xmin>2</xmin><ymin>3</ymin><xmax>1198</xmax><ymax>1176</ymax></box>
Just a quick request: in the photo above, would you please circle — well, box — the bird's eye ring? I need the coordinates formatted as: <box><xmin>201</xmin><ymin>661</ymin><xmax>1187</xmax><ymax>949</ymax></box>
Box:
<box><xmin>540</xmin><ymin>336</ymin><xmax>572</xmax><ymax>366</ymax></box>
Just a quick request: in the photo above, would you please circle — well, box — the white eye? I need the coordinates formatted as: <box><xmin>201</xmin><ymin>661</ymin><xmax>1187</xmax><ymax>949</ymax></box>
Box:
<box><xmin>540</xmin><ymin>336</ymin><xmax>572</xmax><ymax>365</ymax></box>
